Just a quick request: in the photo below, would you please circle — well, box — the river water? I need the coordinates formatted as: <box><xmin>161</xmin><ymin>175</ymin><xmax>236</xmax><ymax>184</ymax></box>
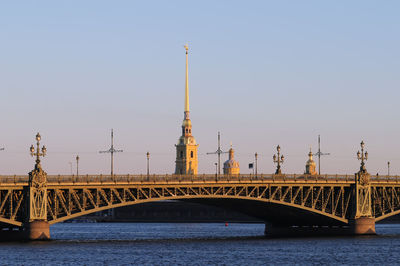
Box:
<box><xmin>1</xmin><ymin>223</ymin><xmax>400</xmax><ymax>265</ymax></box>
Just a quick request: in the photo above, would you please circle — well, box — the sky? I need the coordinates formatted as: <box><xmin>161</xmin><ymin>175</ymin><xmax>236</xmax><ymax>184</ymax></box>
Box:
<box><xmin>0</xmin><ymin>1</ymin><xmax>399</xmax><ymax>175</ymax></box>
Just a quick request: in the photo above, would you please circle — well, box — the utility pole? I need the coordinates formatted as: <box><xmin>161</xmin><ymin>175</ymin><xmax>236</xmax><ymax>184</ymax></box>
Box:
<box><xmin>313</xmin><ymin>135</ymin><xmax>330</xmax><ymax>175</ymax></box>
<box><xmin>207</xmin><ymin>132</ymin><xmax>228</xmax><ymax>177</ymax></box>
<box><xmin>76</xmin><ymin>155</ymin><xmax>79</xmax><ymax>176</ymax></box>
<box><xmin>255</xmin><ymin>152</ymin><xmax>258</xmax><ymax>177</ymax></box>
<box><xmin>99</xmin><ymin>129</ymin><xmax>123</xmax><ymax>177</ymax></box>
<box><xmin>146</xmin><ymin>152</ymin><xmax>150</xmax><ymax>180</ymax></box>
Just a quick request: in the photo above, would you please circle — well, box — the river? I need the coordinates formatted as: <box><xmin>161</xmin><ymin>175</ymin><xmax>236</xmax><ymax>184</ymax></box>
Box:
<box><xmin>0</xmin><ymin>223</ymin><xmax>399</xmax><ymax>265</ymax></box>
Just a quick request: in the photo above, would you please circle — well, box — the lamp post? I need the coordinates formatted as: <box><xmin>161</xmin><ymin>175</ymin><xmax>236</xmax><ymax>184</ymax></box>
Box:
<box><xmin>388</xmin><ymin>161</ymin><xmax>390</xmax><ymax>176</ymax></box>
<box><xmin>215</xmin><ymin>163</ymin><xmax>218</xmax><ymax>178</ymax></box>
<box><xmin>273</xmin><ymin>145</ymin><xmax>284</xmax><ymax>175</ymax></box>
<box><xmin>76</xmin><ymin>155</ymin><xmax>79</xmax><ymax>176</ymax></box>
<box><xmin>30</xmin><ymin>133</ymin><xmax>47</xmax><ymax>169</ymax></box>
<box><xmin>357</xmin><ymin>140</ymin><xmax>368</xmax><ymax>173</ymax></box>
<box><xmin>255</xmin><ymin>152</ymin><xmax>258</xmax><ymax>177</ymax></box>
<box><xmin>146</xmin><ymin>151</ymin><xmax>150</xmax><ymax>180</ymax></box>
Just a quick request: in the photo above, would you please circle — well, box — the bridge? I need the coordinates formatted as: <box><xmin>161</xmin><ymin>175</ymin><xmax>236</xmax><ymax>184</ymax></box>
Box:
<box><xmin>1</xmin><ymin>171</ymin><xmax>400</xmax><ymax>240</ymax></box>
<box><xmin>1</xmin><ymin>135</ymin><xmax>399</xmax><ymax>240</ymax></box>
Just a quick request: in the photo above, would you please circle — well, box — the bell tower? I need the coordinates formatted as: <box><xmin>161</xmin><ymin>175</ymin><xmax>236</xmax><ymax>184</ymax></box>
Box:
<box><xmin>175</xmin><ymin>45</ymin><xmax>198</xmax><ymax>175</ymax></box>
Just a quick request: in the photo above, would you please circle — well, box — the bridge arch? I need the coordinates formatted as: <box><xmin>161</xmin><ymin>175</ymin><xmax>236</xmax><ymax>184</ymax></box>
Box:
<box><xmin>0</xmin><ymin>182</ymin><xmax>355</xmax><ymax>227</ymax></box>
<box><xmin>47</xmin><ymin>194</ymin><xmax>349</xmax><ymax>226</ymax></box>
<box><xmin>375</xmin><ymin>210</ymin><xmax>400</xmax><ymax>222</ymax></box>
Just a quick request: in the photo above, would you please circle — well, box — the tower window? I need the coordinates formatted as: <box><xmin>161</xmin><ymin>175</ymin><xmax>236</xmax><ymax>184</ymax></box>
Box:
<box><xmin>180</xmin><ymin>151</ymin><xmax>184</xmax><ymax>158</ymax></box>
<box><xmin>191</xmin><ymin>151</ymin><xmax>194</xmax><ymax>158</ymax></box>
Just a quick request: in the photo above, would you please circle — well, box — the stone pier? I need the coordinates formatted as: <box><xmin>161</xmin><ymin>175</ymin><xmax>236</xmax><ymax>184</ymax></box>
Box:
<box><xmin>265</xmin><ymin>219</ymin><xmax>376</xmax><ymax>237</ymax></box>
<box><xmin>24</xmin><ymin>221</ymin><xmax>51</xmax><ymax>240</ymax></box>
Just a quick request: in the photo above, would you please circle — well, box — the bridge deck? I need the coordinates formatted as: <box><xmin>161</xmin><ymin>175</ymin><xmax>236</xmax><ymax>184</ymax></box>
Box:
<box><xmin>0</xmin><ymin>174</ymin><xmax>399</xmax><ymax>186</ymax></box>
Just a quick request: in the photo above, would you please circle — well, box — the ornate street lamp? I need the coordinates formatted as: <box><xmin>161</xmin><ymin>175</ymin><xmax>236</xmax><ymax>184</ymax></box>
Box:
<box><xmin>357</xmin><ymin>140</ymin><xmax>368</xmax><ymax>173</ymax></box>
<box><xmin>273</xmin><ymin>145</ymin><xmax>284</xmax><ymax>175</ymax></box>
<box><xmin>30</xmin><ymin>133</ymin><xmax>46</xmax><ymax>169</ymax></box>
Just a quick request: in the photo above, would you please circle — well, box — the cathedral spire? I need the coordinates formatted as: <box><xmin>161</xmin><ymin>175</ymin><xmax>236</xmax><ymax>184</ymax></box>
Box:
<box><xmin>184</xmin><ymin>44</ymin><xmax>190</xmax><ymax>120</ymax></box>
<box><xmin>175</xmin><ymin>45</ymin><xmax>198</xmax><ymax>175</ymax></box>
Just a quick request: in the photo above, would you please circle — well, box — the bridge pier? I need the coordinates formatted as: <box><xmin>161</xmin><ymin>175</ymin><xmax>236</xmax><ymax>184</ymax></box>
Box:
<box><xmin>264</xmin><ymin>219</ymin><xmax>376</xmax><ymax>237</ymax></box>
<box><xmin>349</xmin><ymin>217</ymin><xmax>375</xmax><ymax>235</ymax></box>
<box><xmin>0</xmin><ymin>222</ymin><xmax>50</xmax><ymax>241</ymax></box>
<box><xmin>23</xmin><ymin>221</ymin><xmax>50</xmax><ymax>240</ymax></box>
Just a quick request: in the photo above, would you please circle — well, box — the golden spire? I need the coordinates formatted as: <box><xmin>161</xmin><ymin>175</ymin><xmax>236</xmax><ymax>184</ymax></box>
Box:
<box><xmin>308</xmin><ymin>147</ymin><xmax>313</xmax><ymax>160</ymax></box>
<box><xmin>229</xmin><ymin>142</ymin><xmax>234</xmax><ymax>159</ymax></box>
<box><xmin>184</xmin><ymin>44</ymin><xmax>189</xmax><ymax>119</ymax></box>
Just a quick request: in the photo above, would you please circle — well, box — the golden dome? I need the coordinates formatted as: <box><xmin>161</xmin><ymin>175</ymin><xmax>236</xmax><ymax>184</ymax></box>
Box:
<box><xmin>224</xmin><ymin>146</ymin><xmax>240</xmax><ymax>175</ymax></box>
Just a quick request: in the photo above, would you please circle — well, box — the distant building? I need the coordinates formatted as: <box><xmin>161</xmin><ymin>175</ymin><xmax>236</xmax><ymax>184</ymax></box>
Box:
<box><xmin>305</xmin><ymin>149</ymin><xmax>317</xmax><ymax>175</ymax></box>
<box><xmin>223</xmin><ymin>145</ymin><xmax>240</xmax><ymax>175</ymax></box>
<box><xmin>175</xmin><ymin>45</ymin><xmax>198</xmax><ymax>175</ymax></box>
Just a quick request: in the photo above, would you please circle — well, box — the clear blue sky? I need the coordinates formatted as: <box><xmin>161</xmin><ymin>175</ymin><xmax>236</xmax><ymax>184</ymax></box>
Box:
<box><xmin>0</xmin><ymin>1</ymin><xmax>399</xmax><ymax>175</ymax></box>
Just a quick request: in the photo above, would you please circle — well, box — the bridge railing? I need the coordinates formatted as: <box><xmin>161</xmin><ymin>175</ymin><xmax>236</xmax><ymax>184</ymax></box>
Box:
<box><xmin>0</xmin><ymin>175</ymin><xmax>29</xmax><ymax>184</ymax></box>
<box><xmin>370</xmin><ymin>175</ymin><xmax>400</xmax><ymax>182</ymax></box>
<box><xmin>0</xmin><ymin>173</ymin><xmax>398</xmax><ymax>185</ymax></box>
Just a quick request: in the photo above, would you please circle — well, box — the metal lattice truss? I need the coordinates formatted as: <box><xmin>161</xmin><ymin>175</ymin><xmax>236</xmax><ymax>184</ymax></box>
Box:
<box><xmin>45</xmin><ymin>183</ymin><xmax>353</xmax><ymax>224</ymax></box>
<box><xmin>372</xmin><ymin>185</ymin><xmax>400</xmax><ymax>221</ymax></box>
<box><xmin>0</xmin><ymin>181</ymin><xmax>353</xmax><ymax>226</ymax></box>
<box><xmin>0</xmin><ymin>186</ymin><xmax>24</xmax><ymax>226</ymax></box>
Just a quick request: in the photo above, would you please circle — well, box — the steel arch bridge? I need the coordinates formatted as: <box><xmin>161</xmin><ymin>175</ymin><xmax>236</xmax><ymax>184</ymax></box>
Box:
<box><xmin>1</xmin><ymin>173</ymin><xmax>400</xmax><ymax>239</ymax></box>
